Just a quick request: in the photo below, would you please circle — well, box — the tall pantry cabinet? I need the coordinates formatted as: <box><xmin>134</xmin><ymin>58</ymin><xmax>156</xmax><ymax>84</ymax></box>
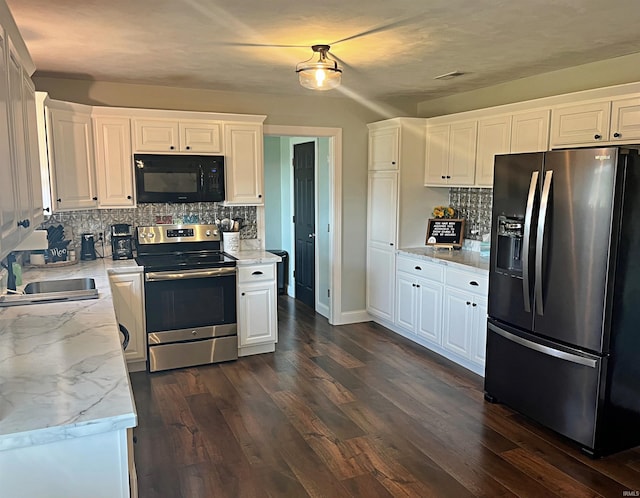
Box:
<box><xmin>366</xmin><ymin>118</ymin><xmax>447</xmax><ymax>322</ymax></box>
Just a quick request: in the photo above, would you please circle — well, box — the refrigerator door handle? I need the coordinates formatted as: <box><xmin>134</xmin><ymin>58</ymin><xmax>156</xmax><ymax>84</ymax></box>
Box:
<box><xmin>488</xmin><ymin>323</ymin><xmax>598</xmax><ymax>368</ymax></box>
<box><xmin>522</xmin><ymin>171</ymin><xmax>539</xmax><ymax>313</ymax></box>
<box><xmin>535</xmin><ymin>170</ymin><xmax>553</xmax><ymax>316</ymax></box>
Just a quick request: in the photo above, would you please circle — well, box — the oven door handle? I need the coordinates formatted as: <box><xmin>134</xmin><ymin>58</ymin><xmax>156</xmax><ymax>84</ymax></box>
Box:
<box><xmin>145</xmin><ymin>267</ymin><xmax>236</xmax><ymax>282</ymax></box>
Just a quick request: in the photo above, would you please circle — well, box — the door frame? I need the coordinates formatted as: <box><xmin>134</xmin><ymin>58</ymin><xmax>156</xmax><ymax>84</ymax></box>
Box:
<box><xmin>263</xmin><ymin>125</ymin><xmax>342</xmax><ymax>325</ymax></box>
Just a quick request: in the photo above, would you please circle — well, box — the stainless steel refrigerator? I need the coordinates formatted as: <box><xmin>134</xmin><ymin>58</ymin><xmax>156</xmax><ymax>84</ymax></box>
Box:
<box><xmin>484</xmin><ymin>147</ymin><xmax>640</xmax><ymax>457</ymax></box>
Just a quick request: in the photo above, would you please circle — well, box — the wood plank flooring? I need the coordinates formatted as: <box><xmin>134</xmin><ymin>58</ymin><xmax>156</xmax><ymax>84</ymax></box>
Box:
<box><xmin>130</xmin><ymin>297</ymin><xmax>640</xmax><ymax>497</ymax></box>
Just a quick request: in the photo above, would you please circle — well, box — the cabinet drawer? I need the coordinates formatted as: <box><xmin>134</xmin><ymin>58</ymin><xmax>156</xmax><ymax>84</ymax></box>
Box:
<box><xmin>238</xmin><ymin>264</ymin><xmax>275</xmax><ymax>283</ymax></box>
<box><xmin>397</xmin><ymin>256</ymin><xmax>444</xmax><ymax>282</ymax></box>
<box><xmin>446</xmin><ymin>268</ymin><xmax>488</xmax><ymax>295</ymax></box>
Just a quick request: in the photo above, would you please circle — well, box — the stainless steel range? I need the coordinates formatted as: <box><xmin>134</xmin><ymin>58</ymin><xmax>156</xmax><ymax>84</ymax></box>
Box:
<box><xmin>135</xmin><ymin>224</ymin><xmax>238</xmax><ymax>372</ymax></box>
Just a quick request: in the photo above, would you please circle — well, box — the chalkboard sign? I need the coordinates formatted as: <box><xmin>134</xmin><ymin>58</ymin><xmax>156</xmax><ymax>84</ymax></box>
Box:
<box><xmin>425</xmin><ymin>218</ymin><xmax>465</xmax><ymax>248</ymax></box>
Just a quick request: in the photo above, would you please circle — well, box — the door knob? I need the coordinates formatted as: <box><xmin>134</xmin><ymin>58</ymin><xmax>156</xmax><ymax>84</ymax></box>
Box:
<box><xmin>308</xmin><ymin>233</ymin><xmax>316</xmax><ymax>238</ymax></box>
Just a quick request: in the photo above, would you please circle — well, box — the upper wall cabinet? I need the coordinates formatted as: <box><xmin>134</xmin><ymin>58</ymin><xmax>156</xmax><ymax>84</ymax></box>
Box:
<box><xmin>424</xmin><ymin>120</ymin><xmax>477</xmax><ymax>186</ymax></box>
<box><xmin>133</xmin><ymin>118</ymin><xmax>222</xmax><ymax>153</ymax></box>
<box><xmin>550</xmin><ymin>96</ymin><xmax>640</xmax><ymax>147</ymax></box>
<box><xmin>475</xmin><ymin>116</ymin><xmax>511</xmax><ymax>187</ymax></box>
<box><xmin>368</xmin><ymin>126</ymin><xmax>399</xmax><ymax>170</ymax></box>
<box><xmin>47</xmin><ymin>103</ymin><xmax>98</xmax><ymax>211</ymax></box>
<box><xmin>510</xmin><ymin>109</ymin><xmax>550</xmax><ymax>153</ymax></box>
<box><xmin>93</xmin><ymin>115</ymin><xmax>135</xmax><ymax>208</ymax></box>
<box><xmin>223</xmin><ymin>122</ymin><xmax>264</xmax><ymax>205</ymax></box>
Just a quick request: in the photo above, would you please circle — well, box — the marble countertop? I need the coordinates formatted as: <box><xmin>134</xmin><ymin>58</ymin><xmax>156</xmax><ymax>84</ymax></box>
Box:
<box><xmin>0</xmin><ymin>258</ymin><xmax>140</xmax><ymax>452</ymax></box>
<box><xmin>226</xmin><ymin>250</ymin><xmax>282</xmax><ymax>265</ymax></box>
<box><xmin>398</xmin><ymin>247</ymin><xmax>490</xmax><ymax>274</ymax></box>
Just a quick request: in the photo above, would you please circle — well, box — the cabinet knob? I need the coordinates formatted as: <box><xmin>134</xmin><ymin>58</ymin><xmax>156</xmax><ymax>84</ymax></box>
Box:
<box><xmin>258</xmin><ymin>194</ymin><xmax>262</xmax><ymax>198</ymax></box>
<box><xmin>446</xmin><ymin>175</ymin><xmax>451</xmax><ymax>179</ymax></box>
<box><xmin>389</xmin><ymin>243</ymin><xmax>394</xmax><ymax>246</ymax></box>
<box><xmin>57</xmin><ymin>198</ymin><xmax>62</xmax><ymax>203</ymax></box>
<box><xmin>17</xmin><ymin>219</ymin><xmax>30</xmax><ymax>228</ymax></box>
<box><xmin>594</xmin><ymin>134</ymin><xmax>602</xmax><ymax>140</ymax></box>
<box><xmin>391</xmin><ymin>161</ymin><xmax>396</xmax><ymax>165</ymax></box>
<box><xmin>127</xmin><ymin>195</ymin><xmax>132</xmax><ymax>200</ymax></box>
<box><xmin>412</xmin><ymin>283</ymin><xmax>416</xmax><ymax>287</ymax></box>
<box><xmin>472</xmin><ymin>303</ymin><xmax>477</xmax><ymax>307</ymax></box>
<box><xmin>170</xmin><ymin>145</ymin><xmax>175</xmax><ymax>150</ymax></box>
<box><xmin>613</xmin><ymin>132</ymin><xmax>621</xmax><ymax>138</ymax></box>
<box><xmin>191</xmin><ymin>330</ymin><xmax>197</xmax><ymax>336</ymax></box>
<box><xmin>241</xmin><ymin>292</ymin><xmax>245</xmax><ymax>296</ymax></box>
<box><xmin>466</xmin><ymin>301</ymin><xmax>471</xmax><ymax>305</ymax></box>
<box><xmin>185</xmin><ymin>146</ymin><xmax>191</xmax><ymax>150</ymax></box>
<box><xmin>93</xmin><ymin>196</ymin><xmax>98</xmax><ymax>201</ymax></box>
<box><xmin>469</xmin><ymin>281</ymin><xmax>479</xmax><ymax>286</ymax></box>
<box><xmin>43</xmin><ymin>207</ymin><xmax>50</xmax><ymax>213</ymax></box>
<box><xmin>441</xmin><ymin>175</ymin><xmax>446</xmax><ymax>179</ymax></box>
<box><xmin>416</xmin><ymin>284</ymin><xmax>420</xmax><ymax>288</ymax></box>
<box><xmin>414</xmin><ymin>266</ymin><xmax>422</xmax><ymax>271</ymax></box>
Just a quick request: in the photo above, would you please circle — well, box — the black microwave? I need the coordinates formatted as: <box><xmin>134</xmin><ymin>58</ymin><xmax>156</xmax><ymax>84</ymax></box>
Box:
<box><xmin>134</xmin><ymin>154</ymin><xmax>225</xmax><ymax>203</ymax></box>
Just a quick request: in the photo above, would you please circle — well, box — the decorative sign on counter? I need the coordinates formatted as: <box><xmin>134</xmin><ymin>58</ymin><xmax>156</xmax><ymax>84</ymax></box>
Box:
<box><xmin>426</xmin><ymin>218</ymin><xmax>465</xmax><ymax>248</ymax></box>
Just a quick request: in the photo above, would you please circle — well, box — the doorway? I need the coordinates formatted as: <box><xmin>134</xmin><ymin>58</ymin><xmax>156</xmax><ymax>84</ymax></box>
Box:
<box><xmin>263</xmin><ymin>125</ymin><xmax>342</xmax><ymax>323</ymax></box>
<box><xmin>293</xmin><ymin>141</ymin><xmax>315</xmax><ymax>308</ymax></box>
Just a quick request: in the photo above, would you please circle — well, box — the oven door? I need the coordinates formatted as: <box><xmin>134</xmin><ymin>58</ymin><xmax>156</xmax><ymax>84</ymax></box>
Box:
<box><xmin>144</xmin><ymin>267</ymin><xmax>236</xmax><ymax>332</ymax></box>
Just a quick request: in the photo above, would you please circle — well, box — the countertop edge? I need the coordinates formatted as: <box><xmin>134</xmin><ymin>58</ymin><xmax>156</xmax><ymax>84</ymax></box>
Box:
<box><xmin>398</xmin><ymin>247</ymin><xmax>490</xmax><ymax>274</ymax></box>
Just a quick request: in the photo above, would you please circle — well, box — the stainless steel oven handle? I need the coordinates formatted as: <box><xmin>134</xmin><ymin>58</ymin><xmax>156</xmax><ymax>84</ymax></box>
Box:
<box><xmin>522</xmin><ymin>171</ymin><xmax>539</xmax><ymax>313</ymax></box>
<box><xmin>145</xmin><ymin>267</ymin><xmax>236</xmax><ymax>282</ymax></box>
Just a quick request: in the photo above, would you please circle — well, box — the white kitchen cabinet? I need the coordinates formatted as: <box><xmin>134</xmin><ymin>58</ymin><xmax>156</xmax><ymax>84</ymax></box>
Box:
<box><xmin>610</xmin><ymin>97</ymin><xmax>640</xmax><ymax>142</ymax></box>
<box><xmin>133</xmin><ymin>118</ymin><xmax>222</xmax><ymax>153</ymax></box>
<box><xmin>510</xmin><ymin>109</ymin><xmax>550</xmax><ymax>153</ymax></box>
<box><xmin>366</xmin><ymin>170</ymin><xmax>398</xmax><ymax>322</ymax></box>
<box><xmin>424</xmin><ymin>120</ymin><xmax>477</xmax><ymax>186</ymax></box>
<box><xmin>108</xmin><ymin>269</ymin><xmax>147</xmax><ymax>368</ymax></box>
<box><xmin>224</xmin><ymin>122</ymin><xmax>264</xmax><ymax>205</ymax></box>
<box><xmin>442</xmin><ymin>267</ymin><xmax>488</xmax><ymax>367</ymax></box>
<box><xmin>23</xmin><ymin>75</ymin><xmax>44</xmax><ymax>227</ymax></box>
<box><xmin>93</xmin><ymin>116</ymin><xmax>135</xmax><ymax>208</ymax></box>
<box><xmin>237</xmin><ymin>262</ymin><xmax>278</xmax><ymax>356</ymax></box>
<box><xmin>368</xmin><ymin>125</ymin><xmax>399</xmax><ymax>170</ymax></box>
<box><xmin>395</xmin><ymin>255</ymin><xmax>444</xmax><ymax>343</ymax></box>
<box><xmin>48</xmin><ymin>103</ymin><xmax>98</xmax><ymax>211</ymax></box>
<box><xmin>475</xmin><ymin>115</ymin><xmax>512</xmax><ymax>187</ymax></box>
<box><xmin>550</xmin><ymin>101</ymin><xmax>611</xmax><ymax>147</ymax></box>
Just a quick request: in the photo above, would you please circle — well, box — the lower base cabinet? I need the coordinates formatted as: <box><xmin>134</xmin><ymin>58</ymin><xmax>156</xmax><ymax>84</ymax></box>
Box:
<box><xmin>390</xmin><ymin>254</ymin><xmax>488</xmax><ymax>375</ymax></box>
<box><xmin>108</xmin><ymin>268</ymin><xmax>146</xmax><ymax>370</ymax></box>
<box><xmin>237</xmin><ymin>262</ymin><xmax>278</xmax><ymax>356</ymax></box>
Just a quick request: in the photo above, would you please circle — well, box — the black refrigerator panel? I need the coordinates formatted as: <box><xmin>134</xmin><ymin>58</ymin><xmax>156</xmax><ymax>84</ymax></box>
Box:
<box><xmin>532</xmin><ymin>148</ymin><xmax>619</xmax><ymax>354</ymax></box>
<box><xmin>485</xmin><ymin>319</ymin><xmax>603</xmax><ymax>452</ymax></box>
<box><xmin>488</xmin><ymin>153</ymin><xmax>543</xmax><ymax>331</ymax></box>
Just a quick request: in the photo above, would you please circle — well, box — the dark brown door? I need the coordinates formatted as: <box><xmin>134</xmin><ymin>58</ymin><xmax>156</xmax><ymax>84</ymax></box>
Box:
<box><xmin>294</xmin><ymin>141</ymin><xmax>315</xmax><ymax>308</ymax></box>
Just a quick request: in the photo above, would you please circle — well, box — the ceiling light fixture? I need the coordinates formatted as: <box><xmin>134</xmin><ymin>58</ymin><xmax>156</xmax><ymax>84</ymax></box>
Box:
<box><xmin>296</xmin><ymin>45</ymin><xmax>342</xmax><ymax>91</ymax></box>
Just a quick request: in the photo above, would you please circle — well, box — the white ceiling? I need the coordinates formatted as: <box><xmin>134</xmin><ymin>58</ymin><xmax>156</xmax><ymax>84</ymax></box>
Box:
<box><xmin>7</xmin><ymin>0</ymin><xmax>640</xmax><ymax>104</ymax></box>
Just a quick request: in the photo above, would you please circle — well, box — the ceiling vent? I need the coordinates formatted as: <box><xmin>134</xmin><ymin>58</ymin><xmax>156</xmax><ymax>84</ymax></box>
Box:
<box><xmin>434</xmin><ymin>71</ymin><xmax>466</xmax><ymax>81</ymax></box>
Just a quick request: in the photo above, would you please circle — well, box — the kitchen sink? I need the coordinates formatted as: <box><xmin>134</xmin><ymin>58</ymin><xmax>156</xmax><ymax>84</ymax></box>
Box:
<box><xmin>0</xmin><ymin>278</ymin><xmax>98</xmax><ymax>307</ymax></box>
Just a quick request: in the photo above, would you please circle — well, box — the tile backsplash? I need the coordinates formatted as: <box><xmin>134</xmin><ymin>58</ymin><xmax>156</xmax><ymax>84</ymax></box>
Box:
<box><xmin>41</xmin><ymin>203</ymin><xmax>257</xmax><ymax>251</ymax></box>
<box><xmin>448</xmin><ymin>188</ymin><xmax>493</xmax><ymax>241</ymax></box>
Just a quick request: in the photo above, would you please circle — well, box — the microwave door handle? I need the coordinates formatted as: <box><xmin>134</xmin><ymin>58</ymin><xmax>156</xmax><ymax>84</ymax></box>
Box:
<box><xmin>535</xmin><ymin>170</ymin><xmax>553</xmax><ymax>316</ymax></box>
<box><xmin>522</xmin><ymin>171</ymin><xmax>539</xmax><ymax>313</ymax></box>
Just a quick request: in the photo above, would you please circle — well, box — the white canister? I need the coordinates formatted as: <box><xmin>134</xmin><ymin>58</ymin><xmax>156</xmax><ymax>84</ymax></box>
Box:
<box><xmin>223</xmin><ymin>231</ymin><xmax>240</xmax><ymax>252</ymax></box>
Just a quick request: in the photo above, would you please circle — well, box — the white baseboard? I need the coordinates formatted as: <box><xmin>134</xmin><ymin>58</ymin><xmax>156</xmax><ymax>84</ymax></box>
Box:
<box><xmin>316</xmin><ymin>301</ymin><xmax>330</xmax><ymax>319</ymax></box>
<box><xmin>332</xmin><ymin>309</ymin><xmax>370</xmax><ymax>325</ymax></box>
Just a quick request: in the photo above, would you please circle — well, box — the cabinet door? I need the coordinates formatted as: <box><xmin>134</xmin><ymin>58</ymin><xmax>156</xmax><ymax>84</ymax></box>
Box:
<box><xmin>470</xmin><ymin>296</ymin><xmax>488</xmax><ymax>366</ymax></box>
<box><xmin>238</xmin><ymin>282</ymin><xmax>277</xmax><ymax>346</ymax></box>
<box><xmin>550</xmin><ymin>101</ymin><xmax>610</xmax><ymax>147</ymax></box>
<box><xmin>94</xmin><ymin>116</ymin><xmax>135</xmax><ymax>208</ymax></box>
<box><xmin>367</xmin><ymin>171</ymin><xmax>398</xmax><ymax>249</ymax></box>
<box><xmin>395</xmin><ymin>272</ymin><xmax>417</xmax><ymax>332</ymax></box>
<box><xmin>424</xmin><ymin>124</ymin><xmax>449</xmax><ymax>185</ymax></box>
<box><xmin>511</xmin><ymin>109</ymin><xmax>550</xmax><ymax>153</ymax></box>
<box><xmin>416</xmin><ymin>278</ymin><xmax>443</xmax><ymax>343</ymax></box>
<box><xmin>476</xmin><ymin>116</ymin><xmax>511</xmax><ymax>187</ymax></box>
<box><xmin>610</xmin><ymin>97</ymin><xmax>640</xmax><ymax>142</ymax></box>
<box><xmin>179</xmin><ymin>121</ymin><xmax>222</xmax><ymax>153</ymax></box>
<box><xmin>0</xmin><ymin>30</ymin><xmax>20</xmax><ymax>257</ymax></box>
<box><xmin>49</xmin><ymin>108</ymin><xmax>97</xmax><ymax>210</ymax></box>
<box><xmin>442</xmin><ymin>287</ymin><xmax>472</xmax><ymax>358</ymax></box>
<box><xmin>23</xmin><ymin>75</ymin><xmax>44</xmax><ymax>227</ymax></box>
<box><xmin>369</xmin><ymin>126</ymin><xmax>399</xmax><ymax>170</ymax></box>
<box><xmin>447</xmin><ymin>121</ymin><xmax>477</xmax><ymax>186</ymax></box>
<box><xmin>366</xmin><ymin>244</ymin><xmax>395</xmax><ymax>322</ymax></box>
<box><xmin>224</xmin><ymin>123</ymin><xmax>264</xmax><ymax>205</ymax></box>
<box><xmin>7</xmin><ymin>45</ymin><xmax>30</xmax><ymax>231</ymax></box>
<box><xmin>109</xmin><ymin>271</ymin><xmax>146</xmax><ymax>363</ymax></box>
<box><xmin>133</xmin><ymin>119</ymin><xmax>179</xmax><ymax>152</ymax></box>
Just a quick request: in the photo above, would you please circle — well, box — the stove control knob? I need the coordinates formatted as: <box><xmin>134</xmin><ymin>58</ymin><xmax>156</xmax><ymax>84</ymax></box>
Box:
<box><xmin>140</xmin><ymin>233</ymin><xmax>146</xmax><ymax>239</ymax></box>
<box><xmin>205</xmin><ymin>230</ymin><xmax>211</xmax><ymax>237</ymax></box>
<box><xmin>148</xmin><ymin>233</ymin><xmax>155</xmax><ymax>239</ymax></box>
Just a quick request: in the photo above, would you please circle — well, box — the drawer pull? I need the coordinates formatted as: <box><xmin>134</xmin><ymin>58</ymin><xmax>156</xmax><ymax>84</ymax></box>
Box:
<box><xmin>414</xmin><ymin>266</ymin><xmax>422</xmax><ymax>271</ymax></box>
<box><xmin>252</xmin><ymin>271</ymin><xmax>264</xmax><ymax>276</ymax></box>
<box><xmin>470</xmin><ymin>281</ymin><xmax>479</xmax><ymax>286</ymax></box>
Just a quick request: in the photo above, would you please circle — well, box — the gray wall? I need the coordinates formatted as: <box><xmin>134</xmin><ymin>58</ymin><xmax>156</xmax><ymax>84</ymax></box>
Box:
<box><xmin>263</xmin><ymin>136</ymin><xmax>283</xmax><ymax>249</ymax></box>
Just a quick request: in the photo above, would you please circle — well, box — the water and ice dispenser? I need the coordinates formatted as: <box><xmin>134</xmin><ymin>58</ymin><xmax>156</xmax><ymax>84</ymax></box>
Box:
<box><xmin>495</xmin><ymin>215</ymin><xmax>524</xmax><ymax>276</ymax></box>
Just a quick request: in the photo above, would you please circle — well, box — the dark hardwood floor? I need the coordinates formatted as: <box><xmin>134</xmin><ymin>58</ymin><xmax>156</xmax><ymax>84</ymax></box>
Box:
<box><xmin>131</xmin><ymin>297</ymin><xmax>640</xmax><ymax>497</ymax></box>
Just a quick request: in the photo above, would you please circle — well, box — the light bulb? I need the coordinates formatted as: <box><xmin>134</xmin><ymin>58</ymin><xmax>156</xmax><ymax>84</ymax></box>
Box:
<box><xmin>314</xmin><ymin>68</ymin><xmax>326</xmax><ymax>87</ymax></box>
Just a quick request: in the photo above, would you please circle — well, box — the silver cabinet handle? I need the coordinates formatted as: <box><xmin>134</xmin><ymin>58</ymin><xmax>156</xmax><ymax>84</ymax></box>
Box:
<box><xmin>535</xmin><ymin>170</ymin><xmax>553</xmax><ymax>316</ymax></box>
<box><xmin>522</xmin><ymin>171</ymin><xmax>539</xmax><ymax>313</ymax></box>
